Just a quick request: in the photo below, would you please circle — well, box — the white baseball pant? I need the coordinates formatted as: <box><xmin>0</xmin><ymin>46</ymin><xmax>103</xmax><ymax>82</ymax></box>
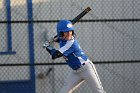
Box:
<box><xmin>59</xmin><ymin>61</ymin><xmax>106</xmax><ymax>93</ymax></box>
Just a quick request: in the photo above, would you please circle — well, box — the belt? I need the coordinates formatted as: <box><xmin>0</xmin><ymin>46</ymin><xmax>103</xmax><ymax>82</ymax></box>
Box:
<box><xmin>82</xmin><ymin>63</ymin><xmax>85</xmax><ymax>66</ymax></box>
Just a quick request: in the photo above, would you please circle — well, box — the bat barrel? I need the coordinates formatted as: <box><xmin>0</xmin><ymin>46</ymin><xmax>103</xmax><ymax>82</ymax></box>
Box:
<box><xmin>71</xmin><ymin>7</ymin><xmax>91</xmax><ymax>24</ymax></box>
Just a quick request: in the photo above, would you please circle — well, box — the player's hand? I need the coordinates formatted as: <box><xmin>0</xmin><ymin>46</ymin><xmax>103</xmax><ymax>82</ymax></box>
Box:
<box><xmin>43</xmin><ymin>41</ymin><xmax>50</xmax><ymax>48</ymax></box>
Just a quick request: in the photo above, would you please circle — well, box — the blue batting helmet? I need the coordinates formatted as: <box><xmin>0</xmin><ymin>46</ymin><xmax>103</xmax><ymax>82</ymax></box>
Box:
<box><xmin>57</xmin><ymin>20</ymin><xmax>74</xmax><ymax>37</ymax></box>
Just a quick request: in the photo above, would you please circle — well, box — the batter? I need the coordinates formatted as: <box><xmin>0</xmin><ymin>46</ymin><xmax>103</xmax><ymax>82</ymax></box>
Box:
<box><xmin>43</xmin><ymin>20</ymin><xmax>106</xmax><ymax>93</ymax></box>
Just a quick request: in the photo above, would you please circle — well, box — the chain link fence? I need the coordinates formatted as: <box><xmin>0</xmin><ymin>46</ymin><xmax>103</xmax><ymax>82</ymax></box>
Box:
<box><xmin>0</xmin><ymin>0</ymin><xmax>140</xmax><ymax>93</ymax></box>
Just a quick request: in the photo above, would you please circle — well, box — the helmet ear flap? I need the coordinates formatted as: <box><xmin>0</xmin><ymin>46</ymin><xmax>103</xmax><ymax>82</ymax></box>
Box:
<box><xmin>59</xmin><ymin>32</ymin><xmax>64</xmax><ymax>37</ymax></box>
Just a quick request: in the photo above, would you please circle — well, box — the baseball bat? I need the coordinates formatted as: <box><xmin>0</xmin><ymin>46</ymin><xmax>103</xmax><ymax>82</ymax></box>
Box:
<box><xmin>53</xmin><ymin>7</ymin><xmax>91</xmax><ymax>38</ymax></box>
<box><xmin>71</xmin><ymin>7</ymin><xmax>91</xmax><ymax>25</ymax></box>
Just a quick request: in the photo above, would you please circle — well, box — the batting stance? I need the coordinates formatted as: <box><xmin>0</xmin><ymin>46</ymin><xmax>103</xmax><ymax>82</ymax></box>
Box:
<box><xmin>43</xmin><ymin>20</ymin><xmax>106</xmax><ymax>93</ymax></box>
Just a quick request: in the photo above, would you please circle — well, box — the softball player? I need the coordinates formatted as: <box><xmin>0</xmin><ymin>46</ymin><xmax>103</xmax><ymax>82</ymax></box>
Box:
<box><xmin>43</xmin><ymin>20</ymin><xmax>106</xmax><ymax>93</ymax></box>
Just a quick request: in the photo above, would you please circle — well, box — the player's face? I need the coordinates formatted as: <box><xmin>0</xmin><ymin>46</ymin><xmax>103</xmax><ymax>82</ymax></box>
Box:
<box><xmin>62</xmin><ymin>31</ymin><xmax>73</xmax><ymax>40</ymax></box>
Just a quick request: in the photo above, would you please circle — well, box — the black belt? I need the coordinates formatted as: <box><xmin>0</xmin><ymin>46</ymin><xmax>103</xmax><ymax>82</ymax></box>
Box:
<box><xmin>82</xmin><ymin>63</ymin><xmax>85</xmax><ymax>66</ymax></box>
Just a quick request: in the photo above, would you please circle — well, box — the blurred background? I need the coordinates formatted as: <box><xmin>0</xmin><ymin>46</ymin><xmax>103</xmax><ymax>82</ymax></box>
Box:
<box><xmin>0</xmin><ymin>0</ymin><xmax>140</xmax><ymax>93</ymax></box>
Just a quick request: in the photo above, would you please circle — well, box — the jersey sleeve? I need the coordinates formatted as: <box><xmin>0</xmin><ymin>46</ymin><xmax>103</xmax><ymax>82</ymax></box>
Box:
<box><xmin>58</xmin><ymin>40</ymin><xmax>75</xmax><ymax>56</ymax></box>
<box><xmin>45</xmin><ymin>46</ymin><xmax>63</xmax><ymax>59</ymax></box>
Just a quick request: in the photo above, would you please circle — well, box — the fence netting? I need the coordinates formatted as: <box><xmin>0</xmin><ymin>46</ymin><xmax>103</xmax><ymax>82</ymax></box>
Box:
<box><xmin>0</xmin><ymin>0</ymin><xmax>140</xmax><ymax>93</ymax></box>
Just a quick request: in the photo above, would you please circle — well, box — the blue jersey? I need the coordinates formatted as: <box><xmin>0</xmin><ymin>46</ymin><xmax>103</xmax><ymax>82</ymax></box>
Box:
<box><xmin>58</xmin><ymin>37</ymin><xmax>89</xmax><ymax>70</ymax></box>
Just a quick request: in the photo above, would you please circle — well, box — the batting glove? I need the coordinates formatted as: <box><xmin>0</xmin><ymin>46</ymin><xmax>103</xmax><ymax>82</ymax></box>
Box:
<box><xmin>43</xmin><ymin>41</ymin><xmax>50</xmax><ymax>48</ymax></box>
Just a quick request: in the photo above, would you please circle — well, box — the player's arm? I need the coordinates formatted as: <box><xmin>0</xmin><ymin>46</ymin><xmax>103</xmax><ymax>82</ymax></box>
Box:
<box><xmin>46</xmin><ymin>46</ymin><xmax>63</xmax><ymax>59</ymax></box>
<box><xmin>43</xmin><ymin>41</ymin><xmax>63</xmax><ymax>59</ymax></box>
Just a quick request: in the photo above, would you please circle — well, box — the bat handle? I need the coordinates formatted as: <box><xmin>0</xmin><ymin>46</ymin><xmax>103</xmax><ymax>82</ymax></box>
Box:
<box><xmin>54</xmin><ymin>35</ymin><xmax>58</xmax><ymax>38</ymax></box>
